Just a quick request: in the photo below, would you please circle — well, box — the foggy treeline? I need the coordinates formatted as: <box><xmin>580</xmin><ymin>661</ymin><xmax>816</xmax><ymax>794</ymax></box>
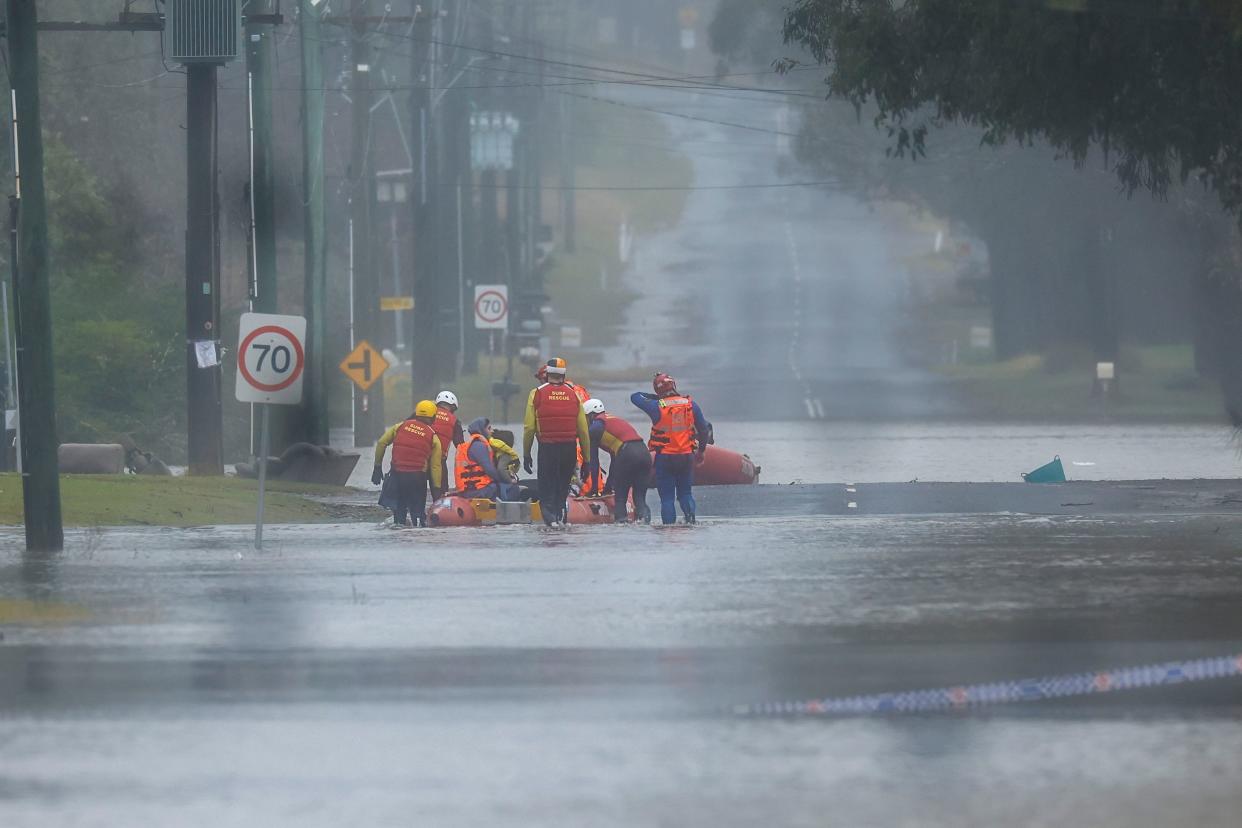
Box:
<box><xmin>711</xmin><ymin>0</ymin><xmax>1242</xmax><ymax>419</ymax></box>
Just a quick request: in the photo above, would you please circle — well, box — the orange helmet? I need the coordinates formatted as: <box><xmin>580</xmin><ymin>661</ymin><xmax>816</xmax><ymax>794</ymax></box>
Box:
<box><xmin>546</xmin><ymin>357</ymin><xmax>567</xmax><ymax>376</ymax></box>
<box><xmin>653</xmin><ymin>373</ymin><xmax>677</xmax><ymax>395</ymax></box>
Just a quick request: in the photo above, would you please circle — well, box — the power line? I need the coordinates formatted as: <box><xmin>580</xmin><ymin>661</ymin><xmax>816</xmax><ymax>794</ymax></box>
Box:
<box><xmin>559</xmin><ymin>91</ymin><xmax>801</xmax><ymax>139</ymax></box>
<box><xmin>477</xmin><ymin>181</ymin><xmax>838</xmax><ymax>192</ymax></box>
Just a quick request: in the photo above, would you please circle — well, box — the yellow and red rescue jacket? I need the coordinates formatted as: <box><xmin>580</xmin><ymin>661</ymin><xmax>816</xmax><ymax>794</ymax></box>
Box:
<box><xmin>455</xmin><ymin>433</ymin><xmax>492</xmax><ymax>492</ymax></box>
<box><xmin>648</xmin><ymin>395</ymin><xmax>696</xmax><ymax>455</ymax></box>
<box><xmin>432</xmin><ymin>408</ymin><xmax>457</xmax><ymax>453</ymax></box>
<box><xmin>393</xmin><ymin>419</ymin><xmax>438</xmax><ymax>471</ymax></box>
<box><xmin>598</xmin><ymin>413</ymin><xmax>643</xmax><ymax>455</ymax></box>
<box><xmin>532</xmin><ymin>383</ymin><xmax>582</xmax><ymax>443</ymax></box>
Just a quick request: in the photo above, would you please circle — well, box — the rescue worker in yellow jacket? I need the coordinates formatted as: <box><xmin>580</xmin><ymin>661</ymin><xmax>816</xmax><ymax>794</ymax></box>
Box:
<box><xmin>523</xmin><ymin>358</ymin><xmax>590</xmax><ymax>526</ymax></box>
<box><xmin>373</xmin><ymin>400</ymin><xmax>444</xmax><ymax>527</ymax></box>
<box><xmin>582</xmin><ymin>398</ymin><xmax>651</xmax><ymax>523</ymax></box>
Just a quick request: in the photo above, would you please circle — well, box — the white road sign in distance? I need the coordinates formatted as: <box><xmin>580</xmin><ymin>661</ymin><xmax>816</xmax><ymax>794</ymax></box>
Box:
<box><xmin>235</xmin><ymin>313</ymin><xmax>307</xmax><ymax>405</ymax></box>
<box><xmin>474</xmin><ymin>284</ymin><xmax>509</xmax><ymax>330</ymax></box>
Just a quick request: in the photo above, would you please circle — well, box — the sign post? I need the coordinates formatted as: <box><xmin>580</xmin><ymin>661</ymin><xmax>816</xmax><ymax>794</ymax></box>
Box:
<box><xmin>474</xmin><ymin>285</ymin><xmax>508</xmax><ymax>421</ymax></box>
<box><xmin>236</xmin><ymin>313</ymin><xmax>307</xmax><ymax>550</ymax></box>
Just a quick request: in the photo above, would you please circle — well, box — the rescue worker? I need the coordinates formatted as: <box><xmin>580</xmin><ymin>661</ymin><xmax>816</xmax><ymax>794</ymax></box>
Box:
<box><xmin>631</xmin><ymin>373</ymin><xmax>710</xmax><ymax>525</ymax></box>
<box><xmin>523</xmin><ymin>358</ymin><xmax>590</xmax><ymax>527</ymax></box>
<box><xmin>372</xmin><ymin>400</ymin><xmax>444</xmax><ymax>527</ymax></box>
<box><xmin>431</xmin><ymin>390</ymin><xmax>465</xmax><ymax>488</ymax></box>
<box><xmin>582</xmin><ymin>398</ymin><xmax>651</xmax><ymax>523</ymax></box>
<box><xmin>532</xmin><ymin>364</ymin><xmax>591</xmax><ymax>408</ymax></box>
<box><xmin>455</xmin><ymin>417</ymin><xmax>521</xmax><ymax>501</ymax></box>
<box><xmin>533</xmin><ymin>362</ymin><xmax>592</xmax><ymax>490</ymax></box>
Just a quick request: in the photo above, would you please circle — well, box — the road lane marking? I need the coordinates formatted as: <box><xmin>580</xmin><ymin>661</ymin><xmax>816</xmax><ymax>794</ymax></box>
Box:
<box><xmin>784</xmin><ymin>219</ymin><xmax>809</xmax><ymax>413</ymax></box>
<box><xmin>732</xmin><ymin>653</ymin><xmax>1242</xmax><ymax>718</ymax></box>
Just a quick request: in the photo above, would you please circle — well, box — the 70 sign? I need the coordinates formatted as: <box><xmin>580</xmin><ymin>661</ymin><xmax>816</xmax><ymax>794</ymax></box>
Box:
<box><xmin>235</xmin><ymin>313</ymin><xmax>307</xmax><ymax>405</ymax></box>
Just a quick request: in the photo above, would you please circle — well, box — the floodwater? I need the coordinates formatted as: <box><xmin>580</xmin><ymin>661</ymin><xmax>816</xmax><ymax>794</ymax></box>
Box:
<box><xmin>3</xmin><ymin>516</ymin><xmax>1242</xmax><ymax>826</ymax></box>
<box><xmin>351</xmin><ymin>420</ymin><xmax>1240</xmax><ymax>488</ymax></box>
<box><xmin>706</xmin><ymin>420</ymin><xmax>1242</xmax><ymax>484</ymax></box>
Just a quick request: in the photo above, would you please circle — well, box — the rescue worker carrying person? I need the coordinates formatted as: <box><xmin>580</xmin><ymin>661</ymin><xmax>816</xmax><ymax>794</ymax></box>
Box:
<box><xmin>372</xmin><ymin>400</ymin><xmax>444</xmax><ymax>527</ymax></box>
<box><xmin>582</xmin><ymin>398</ymin><xmax>651</xmax><ymax>523</ymax></box>
<box><xmin>431</xmin><ymin>390</ymin><xmax>465</xmax><ymax>488</ymax></box>
<box><xmin>631</xmin><ymin>373</ymin><xmax>711</xmax><ymax>525</ymax></box>
<box><xmin>523</xmin><ymin>358</ymin><xmax>590</xmax><ymax>527</ymax></box>
<box><xmin>455</xmin><ymin>417</ymin><xmax>521</xmax><ymax>502</ymax></box>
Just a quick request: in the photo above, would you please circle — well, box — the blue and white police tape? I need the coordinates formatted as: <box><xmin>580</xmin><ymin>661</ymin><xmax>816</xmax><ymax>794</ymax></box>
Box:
<box><xmin>733</xmin><ymin>653</ymin><xmax>1242</xmax><ymax>718</ymax></box>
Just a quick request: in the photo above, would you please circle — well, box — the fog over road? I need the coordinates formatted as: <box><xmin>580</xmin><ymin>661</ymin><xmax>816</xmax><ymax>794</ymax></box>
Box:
<box><xmin>606</xmin><ymin>88</ymin><xmax>964</xmax><ymax>422</ymax></box>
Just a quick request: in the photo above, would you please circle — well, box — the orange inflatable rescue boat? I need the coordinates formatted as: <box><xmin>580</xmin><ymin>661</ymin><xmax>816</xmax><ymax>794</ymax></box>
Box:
<box><xmin>647</xmin><ymin>445</ymin><xmax>760</xmax><ymax>486</ymax></box>
<box><xmin>428</xmin><ymin>494</ymin><xmax>618</xmax><ymax>527</ymax></box>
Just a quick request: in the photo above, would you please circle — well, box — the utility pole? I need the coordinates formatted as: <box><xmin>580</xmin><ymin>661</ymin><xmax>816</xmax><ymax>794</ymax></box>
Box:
<box><xmin>436</xmin><ymin>1</ymin><xmax>467</xmax><ymax>384</ymax></box>
<box><xmin>559</xmin><ymin>1</ymin><xmax>576</xmax><ymax>253</ymax></box>
<box><xmin>6</xmin><ymin>0</ymin><xmax>63</xmax><ymax>552</ymax></box>
<box><xmin>349</xmin><ymin>0</ymin><xmax>382</xmax><ymax>445</ymax></box>
<box><xmin>245</xmin><ymin>0</ymin><xmax>278</xmax><ymax>315</ymax></box>
<box><xmin>245</xmin><ymin>0</ymin><xmax>283</xmax><ymax>452</ymax></box>
<box><xmin>185</xmin><ymin>61</ymin><xmax>224</xmax><ymax>475</ymax></box>
<box><xmin>524</xmin><ymin>7</ymin><xmax>543</xmax><ymax>296</ymax></box>
<box><xmin>410</xmin><ymin>0</ymin><xmax>438</xmax><ymax>395</ymax></box>
<box><xmin>476</xmin><ymin>0</ymin><xmax>501</xmax><ymax>346</ymax></box>
<box><xmin>299</xmin><ymin>0</ymin><xmax>329</xmax><ymax>446</ymax></box>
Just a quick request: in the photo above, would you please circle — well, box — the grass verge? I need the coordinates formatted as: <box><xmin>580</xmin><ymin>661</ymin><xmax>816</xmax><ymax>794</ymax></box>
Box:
<box><xmin>939</xmin><ymin>344</ymin><xmax>1224</xmax><ymax>422</ymax></box>
<box><xmin>0</xmin><ymin>474</ymin><xmax>381</xmax><ymax>528</ymax></box>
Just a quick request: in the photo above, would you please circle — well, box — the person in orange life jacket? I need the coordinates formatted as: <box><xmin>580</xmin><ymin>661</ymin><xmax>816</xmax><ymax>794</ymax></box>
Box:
<box><xmin>523</xmin><ymin>358</ymin><xmax>590</xmax><ymax>527</ymax></box>
<box><xmin>373</xmin><ymin>399</ymin><xmax>444</xmax><ymax>527</ymax></box>
<box><xmin>582</xmin><ymin>398</ymin><xmax>652</xmax><ymax>523</ymax></box>
<box><xmin>431</xmin><ymin>390</ymin><xmax>465</xmax><ymax>488</ymax></box>
<box><xmin>631</xmin><ymin>373</ymin><xmax>710</xmax><ymax>525</ymax></box>
<box><xmin>455</xmin><ymin>417</ymin><xmax>521</xmax><ymax>501</ymax></box>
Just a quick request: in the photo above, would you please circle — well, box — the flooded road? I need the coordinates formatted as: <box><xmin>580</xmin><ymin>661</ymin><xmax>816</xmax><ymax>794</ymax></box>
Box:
<box><xmin>3</xmin><ymin>515</ymin><xmax>1242</xmax><ymax>826</ymax></box>
<box><xmin>6</xmin><ymin>54</ymin><xmax>1242</xmax><ymax>828</ymax></box>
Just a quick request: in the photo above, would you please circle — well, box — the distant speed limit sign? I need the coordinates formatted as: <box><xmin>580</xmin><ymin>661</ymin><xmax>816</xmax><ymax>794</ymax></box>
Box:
<box><xmin>474</xmin><ymin>284</ymin><xmax>509</xmax><ymax>330</ymax></box>
<box><xmin>235</xmin><ymin>313</ymin><xmax>307</xmax><ymax>405</ymax></box>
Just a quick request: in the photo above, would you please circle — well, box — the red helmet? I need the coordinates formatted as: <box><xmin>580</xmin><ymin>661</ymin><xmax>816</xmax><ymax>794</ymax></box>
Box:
<box><xmin>653</xmin><ymin>372</ymin><xmax>677</xmax><ymax>396</ymax></box>
<box><xmin>536</xmin><ymin>365</ymin><xmax>548</xmax><ymax>383</ymax></box>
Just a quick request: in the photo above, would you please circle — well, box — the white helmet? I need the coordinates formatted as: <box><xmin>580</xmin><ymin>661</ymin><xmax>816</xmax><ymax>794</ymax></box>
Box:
<box><xmin>435</xmin><ymin>390</ymin><xmax>458</xmax><ymax>407</ymax></box>
<box><xmin>583</xmin><ymin>398</ymin><xmax>606</xmax><ymax>416</ymax></box>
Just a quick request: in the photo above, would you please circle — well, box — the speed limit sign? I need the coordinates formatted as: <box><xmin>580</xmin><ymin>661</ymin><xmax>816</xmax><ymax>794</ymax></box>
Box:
<box><xmin>474</xmin><ymin>284</ymin><xmax>509</xmax><ymax>330</ymax></box>
<box><xmin>235</xmin><ymin>313</ymin><xmax>307</xmax><ymax>405</ymax></box>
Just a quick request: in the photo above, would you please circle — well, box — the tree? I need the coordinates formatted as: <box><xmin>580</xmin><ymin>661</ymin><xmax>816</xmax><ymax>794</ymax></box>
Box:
<box><xmin>779</xmin><ymin>0</ymin><xmax>1242</xmax><ymax>417</ymax></box>
<box><xmin>782</xmin><ymin>0</ymin><xmax>1242</xmax><ymax>212</ymax></box>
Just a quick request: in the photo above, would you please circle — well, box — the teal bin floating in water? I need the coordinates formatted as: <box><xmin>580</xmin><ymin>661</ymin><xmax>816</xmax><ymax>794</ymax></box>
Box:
<box><xmin>1022</xmin><ymin>455</ymin><xmax>1066</xmax><ymax>483</ymax></box>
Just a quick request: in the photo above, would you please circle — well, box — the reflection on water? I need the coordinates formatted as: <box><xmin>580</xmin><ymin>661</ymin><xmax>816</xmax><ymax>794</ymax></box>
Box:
<box><xmin>713</xmin><ymin>422</ymin><xmax>1239</xmax><ymax>484</ymax></box>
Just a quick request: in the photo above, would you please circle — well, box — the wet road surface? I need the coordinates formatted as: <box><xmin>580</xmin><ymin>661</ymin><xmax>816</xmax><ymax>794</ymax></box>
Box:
<box><xmin>606</xmin><ymin>87</ymin><xmax>964</xmax><ymax>423</ymax></box>
<box><xmin>3</xmin><ymin>512</ymin><xmax>1242</xmax><ymax>826</ymax></box>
